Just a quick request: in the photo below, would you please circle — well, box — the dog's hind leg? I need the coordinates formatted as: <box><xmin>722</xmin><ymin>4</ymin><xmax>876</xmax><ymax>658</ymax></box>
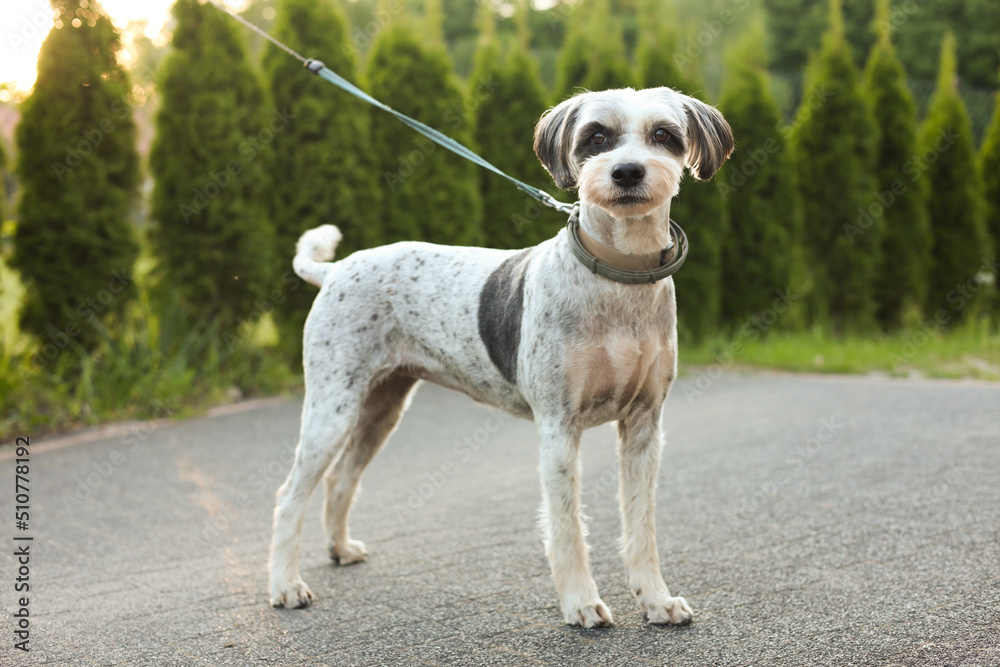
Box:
<box><xmin>269</xmin><ymin>386</ymin><xmax>363</xmax><ymax>608</ymax></box>
<box><xmin>323</xmin><ymin>372</ymin><xmax>418</xmax><ymax>565</ymax></box>
<box><xmin>617</xmin><ymin>407</ymin><xmax>693</xmax><ymax>625</ymax></box>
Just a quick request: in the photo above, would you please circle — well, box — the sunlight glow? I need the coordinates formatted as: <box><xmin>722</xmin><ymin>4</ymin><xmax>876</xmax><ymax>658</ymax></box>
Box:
<box><xmin>0</xmin><ymin>0</ymin><xmax>252</xmax><ymax>94</ymax></box>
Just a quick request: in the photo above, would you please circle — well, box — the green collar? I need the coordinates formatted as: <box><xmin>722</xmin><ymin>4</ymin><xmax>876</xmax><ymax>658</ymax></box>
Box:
<box><xmin>566</xmin><ymin>207</ymin><xmax>689</xmax><ymax>284</ymax></box>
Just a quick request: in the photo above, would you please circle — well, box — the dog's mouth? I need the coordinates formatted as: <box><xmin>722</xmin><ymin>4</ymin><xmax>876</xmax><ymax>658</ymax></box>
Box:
<box><xmin>611</xmin><ymin>195</ymin><xmax>651</xmax><ymax>206</ymax></box>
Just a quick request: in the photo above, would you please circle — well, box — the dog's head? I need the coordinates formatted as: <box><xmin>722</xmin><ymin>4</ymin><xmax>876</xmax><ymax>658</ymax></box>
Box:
<box><xmin>534</xmin><ymin>87</ymin><xmax>734</xmax><ymax>217</ymax></box>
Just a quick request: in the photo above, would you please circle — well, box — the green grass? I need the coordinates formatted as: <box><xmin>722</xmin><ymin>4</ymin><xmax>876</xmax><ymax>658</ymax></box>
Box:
<box><xmin>682</xmin><ymin>322</ymin><xmax>1000</xmax><ymax>380</ymax></box>
<box><xmin>0</xmin><ymin>254</ymin><xmax>300</xmax><ymax>442</ymax></box>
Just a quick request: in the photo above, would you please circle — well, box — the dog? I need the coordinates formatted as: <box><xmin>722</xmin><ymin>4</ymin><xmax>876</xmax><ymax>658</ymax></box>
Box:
<box><xmin>268</xmin><ymin>87</ymin><xmax>733</xmax><ymax>628</ymax></box>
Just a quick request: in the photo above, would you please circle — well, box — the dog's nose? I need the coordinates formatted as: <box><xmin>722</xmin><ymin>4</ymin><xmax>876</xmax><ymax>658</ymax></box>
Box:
<box><xmin>611</xmin><ymin>162</ymin><xmax>645</xmax><ymax>188</ymax></box>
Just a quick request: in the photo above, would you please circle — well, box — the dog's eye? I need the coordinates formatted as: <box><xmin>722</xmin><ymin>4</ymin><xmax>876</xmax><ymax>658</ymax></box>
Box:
<box><xmin>591</xmin><ymin>132</ymin><xmax>606</xmax><ymax>146</ymax></box>
<box><xmin>653</xmin><ymin>128</ymin><xmax>670</xmax><ymax>143</ymax></box>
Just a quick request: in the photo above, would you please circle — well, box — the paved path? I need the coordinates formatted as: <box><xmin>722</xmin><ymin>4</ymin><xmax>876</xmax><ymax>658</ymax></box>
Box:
<box><xmin>2</xmin><ymin>372</ymin><xmax>999</xmax><ymax>666</ymax></box>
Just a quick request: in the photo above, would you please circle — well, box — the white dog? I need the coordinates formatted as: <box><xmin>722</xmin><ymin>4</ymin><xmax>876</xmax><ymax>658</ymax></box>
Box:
<box><xmin>269</xmin><ymin>87</ymin><xmax>733</xmax><ymax>627</ymax></box>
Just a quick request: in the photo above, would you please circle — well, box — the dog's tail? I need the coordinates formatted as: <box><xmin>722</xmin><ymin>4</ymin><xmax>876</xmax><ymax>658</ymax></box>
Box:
<box><xmin>293</xmin><ymin>225</ymin><xmax>342</xmax><ymax>287</ymax></box>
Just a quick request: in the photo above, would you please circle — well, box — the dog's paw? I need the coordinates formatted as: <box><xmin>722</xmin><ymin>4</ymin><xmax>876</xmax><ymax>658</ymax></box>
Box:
<box><xmin>639</xmin><ymin>594</ymin><xmax>693</xmax><ymax>625</ymax></box>
<box><xmin>329</xmin><ymin>539</ymin><xmax>368</xmax><ymax>565</ymax></box>
<box><xmin>563</xmin><ymin>599</ymin><xmax>614</xmax><ymax>628</ymax></box>
<box><xmin>270</xmin><ymin>580</ymin><xmax>314</xmax><ymax>609</ymax></box>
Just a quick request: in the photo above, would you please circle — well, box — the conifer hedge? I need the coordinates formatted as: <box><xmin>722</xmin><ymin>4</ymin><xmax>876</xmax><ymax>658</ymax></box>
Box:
<box><xmin>790</xmin><ymin>0</ymin><xmax>879</xmax><ymax>332</ymax></box>
<box><xmin>149</xmin><ymin>0</ymin><xmax>277</xmax><ymax>329</ymax></box>
<box><xmin>471</xmin><ymin>10</ymin><xmax>562</xmax><ymax>249</ymax></box>
<box><xmin>0</xmin><ymin>139</ymin><xmax>6</xmax><ymax>223</ymax></box>
<box><xmin>366</xmin><ymin>19</ymin><xmax>482</xmax><ymax>246</ymax></box>
<box><xmin>980</xmin><ymin>87</ymin><xmax>1000</xmax><ymax>316</ymax></box>
<box><xmin>12</xmin><ymin>0</ymin><xmax>140</xmax><ymax>351</ymax></box>
<box><xmin>556</xmin><ymin>0</ymin><xmax>633</xmax><ymax>100</ymax></box>
<box><xmin>263</xmin><ymin>0</ymin><xmax>378</xmax><ymax>356</ymax></box>
<box><xmin>920</xmin><ymin>33</ymin><xmax>990</xmax><ymax>322</ymax></box>
<box><xmin>637</xmin><ymin>10</ymin><xmax>726</xmax><ymax>340</ymax></box>
<box><xmin>864</xmin><ymin>0</ymin><xmax>931</xmax><ymax>329</ymax></box>
<box><xmin>717</xmin><ymin>27</ymin><xmax>799</xmax><ymax>330</ymax></box>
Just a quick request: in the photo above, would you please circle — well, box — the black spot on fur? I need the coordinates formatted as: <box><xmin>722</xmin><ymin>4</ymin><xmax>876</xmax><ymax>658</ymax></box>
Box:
<box><xmin>478</xmin><ymin>249</ymin><xmax>534</xmax><ymax>384</ymax></box>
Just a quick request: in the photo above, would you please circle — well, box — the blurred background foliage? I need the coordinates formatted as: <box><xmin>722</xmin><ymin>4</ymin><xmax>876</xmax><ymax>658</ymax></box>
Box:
<box><xmin>0</xmin><ymin>0</ymin><xmax>998</xmax><ymax>440</ymax></box>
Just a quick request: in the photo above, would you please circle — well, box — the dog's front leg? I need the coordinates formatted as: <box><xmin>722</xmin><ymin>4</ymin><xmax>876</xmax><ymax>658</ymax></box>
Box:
<box><xmin>618</xmin><ymin>409</ymin><xmax>693</xmax><ymax>625</ymax></box>
<box><xmin>537</xmin><ymin>420</ymin><xmax>613</xmax><ymax>628</ymax></box>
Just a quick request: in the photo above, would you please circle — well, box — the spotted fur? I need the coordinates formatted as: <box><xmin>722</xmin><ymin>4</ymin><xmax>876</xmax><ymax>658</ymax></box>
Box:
<box><xmin>268</xmin><ymin>87</ymin><xmax>733</xmax><ymax>628</ymax></box>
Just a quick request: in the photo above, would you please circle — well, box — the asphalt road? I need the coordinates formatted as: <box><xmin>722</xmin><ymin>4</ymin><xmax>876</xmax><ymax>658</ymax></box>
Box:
<box><xmin>2</xmin><ymin>371</ymin><xmax>999</xmax><ymax>666</ymax></box>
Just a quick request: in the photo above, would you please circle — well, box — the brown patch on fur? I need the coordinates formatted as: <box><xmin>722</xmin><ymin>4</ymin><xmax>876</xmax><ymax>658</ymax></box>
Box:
<box><xmin>617</xmin><ymin>362</ymin><xmax>644</xmax><ymax>412</ymax></box>
<box><xmin>566</xmin><ymin>335</ymin><xmax>673</xmax><ymax>425</ymax></box>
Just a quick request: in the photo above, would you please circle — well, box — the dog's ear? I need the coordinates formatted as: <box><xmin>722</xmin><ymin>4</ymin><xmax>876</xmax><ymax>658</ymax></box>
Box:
<box><xmin>682</xmin><ymin>96</ymin><xmax>734</xmax><ymax>181</ymax></box>
<box><xmin>534</xmin><ymin>95</ymin><xmax>584</xmax><ymax>189</ymax></box>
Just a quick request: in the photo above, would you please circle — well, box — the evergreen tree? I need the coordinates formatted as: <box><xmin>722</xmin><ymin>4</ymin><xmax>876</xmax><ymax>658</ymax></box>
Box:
<box><xmin>764</xmin><ymin>0</ymin><xmax>875</xmax><ymax>72</ymax></box>
<box><xmin>766</xmin><ymin>0</ymin><xmax>1000</xmax><ymax>87</ymax></box>
<box><xmin>555</xmin><ymin>0</ymin><xmax>633</xmax><ymax>100</ymax></box>
<box><xmin>716</xmin><ymin>25</ymin><xmax>800</xmax><ymax>330</ymax></box>
<box><xmin>366</xmin><ymin>15</ymin><xmax>482</xmax><ymax>245</ymax></box>
<box><xmin>637</xmin><ymin>4</ymin><xmax>726</xmax><ymax>340</ymax></box>
<box><xmin>12</xmin><ymin>0</ymin><xmax>140</xmax><ymax>350</ymax></box>
<box><xmin>263</xmin><ymin>0</ymin><xmax>377</xmax><ymax>356</ymax></box>
<box><xmin>0</xmin><ymin>139</ymin><xmax>6</xmax><ymax>223</ymax></box>
<box><xmin>920</xmin><ymin>32</ymin><xmax>989</xmax><ymax>322</ymax></box>
<box><xmin>982</xmin><ymin>85</ymin><xmax>1000</xmax><ymax>317</ymax></box>
<box><xmin>790</xmin><ymin>0</ymin><xmax>879</xmax><ymax>332</ymax></box>
<box><xmin>150</xmin><ymin>0</ymin><xmax>276</xmax><ymax>329</ymax></box>
<box><xmin>962</xmin><ymin>0</ymin><xmax>1000</xmax><ymax>89</ymax></box>
<box><xmin>471</xmin><ymin>5</ymin><xmax>562</xmax><ymax>249</ymax></box>
<box><xmin>864</xmin><ymin>0</ymin><xmax>931</xmax><ymax>330</ymax></box>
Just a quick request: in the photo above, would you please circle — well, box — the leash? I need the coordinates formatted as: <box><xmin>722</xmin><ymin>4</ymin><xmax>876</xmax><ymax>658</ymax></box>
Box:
<box><xmin>207</xmin><ymin>0</ymin><xmax>576</xmax><ymax>216</ymax></box>
<box><xmin>208</xmin><ymin>1</ymin><xmax>691</xmax><ymax>284</ymax></box>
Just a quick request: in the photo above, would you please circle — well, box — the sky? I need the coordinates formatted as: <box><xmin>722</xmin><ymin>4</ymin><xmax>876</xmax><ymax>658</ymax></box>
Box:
<box><xmin>0</xmin><ymin>0</ymin><xmax>251</xmax><ymax>95</ymax></box>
